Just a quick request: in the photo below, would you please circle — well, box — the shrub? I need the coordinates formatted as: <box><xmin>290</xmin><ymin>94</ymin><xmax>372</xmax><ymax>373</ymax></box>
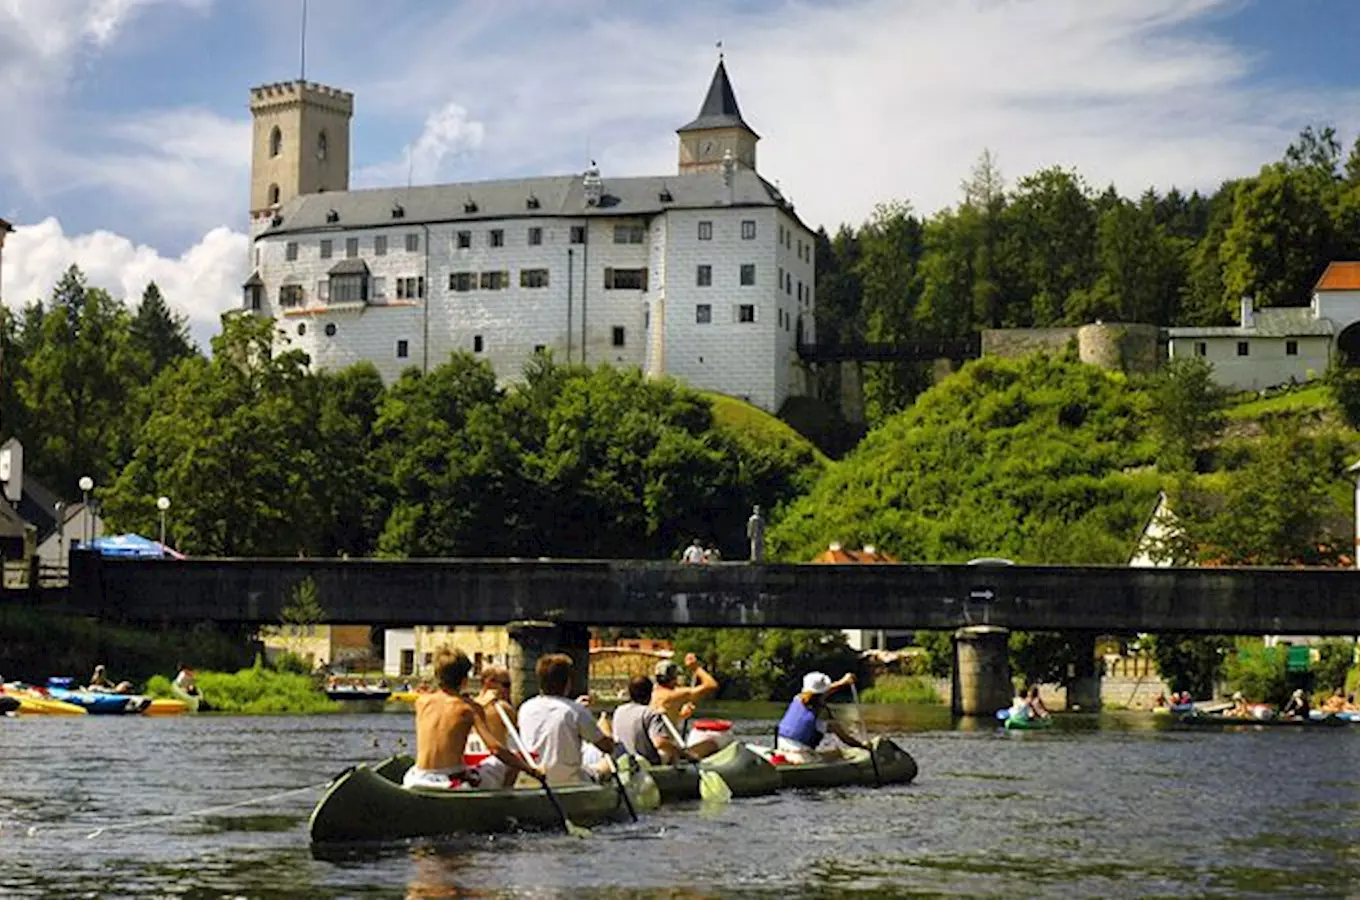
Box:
<box><xmin>860</xmin><ymin>675</ymin><xmax>942</xmax><ymax>704</ymax></box>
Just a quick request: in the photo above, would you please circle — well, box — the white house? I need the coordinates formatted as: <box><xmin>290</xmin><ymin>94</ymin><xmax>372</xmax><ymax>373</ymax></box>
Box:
<box><xmin>243</xmin><ymin>60</ymin><xmax>815</xmax><ymax>413</ymax></box>
<box><xmin>1166</xmin><ymin>262</ymin><xmax>1360</xmax><ymax>392</ymax></box>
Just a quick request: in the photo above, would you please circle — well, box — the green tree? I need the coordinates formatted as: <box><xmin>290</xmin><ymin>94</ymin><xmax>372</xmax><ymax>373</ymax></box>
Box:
<box><xmin>129</xmin><ymin>282</ymin><xmax>196</xmax><ymax>377</ymax></box>
<box><xmin>1149</xmin><ymin>357</ymin><xmax>1226</xmax><ymax>472</ymax></box>
<box><xmin>999</xmin><ymin>167</ymin><xmax>1098</xmax><ymax>325</ymax></box>
<box><xmin>674</xmin><ymin>628</ymin><xmax>864</xmax><ymax>700</ymax></box>
<box><xmin>1069</xmin><ymin>195</ymin><xmax>1185</xmax><ymax>325</ymax></box>
<box><xmin>856</xmin><ymin>201</ymin><xmax>928</xmax><ymax>423</ymax></box>
<box><xmin>1325</xmin><ymin>358</ymin><xmax>1360</xmax><ymax>427</ymax></box>
<box><xmin>1145</xmin><ymin>633</ymin><xmax>1230</xmax><ymax>697</ymax></box>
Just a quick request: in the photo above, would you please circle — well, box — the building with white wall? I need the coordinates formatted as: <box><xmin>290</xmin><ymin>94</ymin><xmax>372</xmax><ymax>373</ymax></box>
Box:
<box><xmin>243</xmin><ymin>61</ymin><xmax>815</xmax><ymax>413</ymax></box>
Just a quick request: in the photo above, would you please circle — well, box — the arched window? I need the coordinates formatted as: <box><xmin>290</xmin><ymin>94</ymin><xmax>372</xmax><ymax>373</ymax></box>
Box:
<box><xmin>269</xmin><ymin>126</ymin><xmax>283</xmax><ymax>157</ymax></box>
<box><xmin>268</xmin><ymin>183</ymin><xmax>280</xmax><ymax>206</ymax></box>
<box><xmin>317</xmin><ymin>130</ymin><xmax>328</xmax><ymax>161</ymax></box>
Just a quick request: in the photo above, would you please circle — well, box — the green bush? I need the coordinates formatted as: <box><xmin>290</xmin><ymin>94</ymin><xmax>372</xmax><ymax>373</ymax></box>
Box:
<box><xmin>860</xmin><ymin>675</ymin><xmax>942</xmax><ymax>704</ymax></box>
<box><xmin>144</xmin><ymin>659</ymin><xmax>338</xmax><ymax>714</ymax></box>
<box><xmin>1224</xmin><ymin>642</ymin><xmax>1290</xmax><ymax>706</ymax></box>
<box><xmin>1313</xmin><ymin>639</ymin><xmax>1356</xmax><ymax>693</ymax></box>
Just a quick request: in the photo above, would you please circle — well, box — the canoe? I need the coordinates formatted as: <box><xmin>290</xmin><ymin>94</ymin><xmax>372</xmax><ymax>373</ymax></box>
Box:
<box><xmin>645</xmin><ymin>741</ymin><xmax>780</xmax><ymax>802</ymax></box>
<box><xmin>143</xmin><ymin>698</ymin><xmax>192</xmax><ymax>716</ymax></box>
<box><xmin>46</xmin><ymin>687</ymin><xmax>152</xmax><ymax>715</ymax></box>
<box><xmin>0</xmin><ymin>695</ymin><xmax>17</xmax><ymax>715</ymax></box>
<box><xmin>1179</xmin><ymin>712</ymin><xmax>1349</xmax><ymax>728</ymax></box>
<box><xmin>9</xmin><ymin>692</ymin><xmax>87</xmax><ymax>716</ymax></box>
<box><xmin>1310</xmin><ymin>710</ymin><xmax>1360</xmax><ymax>723</ymax></box>
<box><xmin>1004</xmin><ymin>715</ymin><xmax>1053</xmax><ymax>731</ymax></box>
<box><xmin>753</xmin><ymin>737</ymin><xmax>918</xmax><ymax>789</ymax></box>
<box><xmin>388</xmin><ymin>691</ymin><xmax>420</xmax><ymax>704</ymax></box>
<box><xmin>326</xmin><ymin>688</ymin><xmax>393</xmax><ymax>702</ymax></box>
<box><xmin>309</xmin><ymin>754</ymin><xmax>655</xmax><ymax>842</ymax></box>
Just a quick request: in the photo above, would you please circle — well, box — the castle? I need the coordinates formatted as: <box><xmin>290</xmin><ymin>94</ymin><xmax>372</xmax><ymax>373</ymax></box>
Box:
<box><xmin>242</xmin><ymin>60</ymin><xmax>815</xmax><ymax>413</ymax></box>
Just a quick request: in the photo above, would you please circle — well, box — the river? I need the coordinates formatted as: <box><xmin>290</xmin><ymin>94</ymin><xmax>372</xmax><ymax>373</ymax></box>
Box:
<box><xmin>3</xmin><ymin>704</ymin><xmax>1360</xmax><ymax>898</ymax></box>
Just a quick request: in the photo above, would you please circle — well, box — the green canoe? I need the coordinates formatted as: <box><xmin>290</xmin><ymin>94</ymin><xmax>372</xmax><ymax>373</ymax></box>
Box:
<box><xmin>646</xmin><ymin>741</ymin><xmax>781</xmax><ymax>802</ymax></box>
<box><xmin>1003</xmin><ymin>715</ymin><xmax>1053</xmax><ymax>731</ymax></box>
<box><xmin>755</xmin><ymin>737</ymin><xmax>918</xmax><ymax>790</ymax></box>
<box><xmin>309</xmin><ymin>756</ymin><xmax>650</xmax><ymax>842</ymax></box>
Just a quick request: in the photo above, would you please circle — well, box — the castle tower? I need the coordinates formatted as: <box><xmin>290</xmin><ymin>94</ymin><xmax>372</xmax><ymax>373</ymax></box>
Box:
<box><xmin>248</xmin><ymin>80</ymin><xmax>353</xmax><ymax>228</ymax></box>
<box><xmin>677</xmin><ymin>59</ymin><xmax>759</xmax><ymax>175</ymax></box>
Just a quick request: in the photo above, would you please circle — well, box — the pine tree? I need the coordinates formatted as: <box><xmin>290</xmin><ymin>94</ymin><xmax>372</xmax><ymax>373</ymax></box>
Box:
<box><xmin>130</xmin><ymin>282</ymin><xmax>195</xmax><ymax>377</ymax></box>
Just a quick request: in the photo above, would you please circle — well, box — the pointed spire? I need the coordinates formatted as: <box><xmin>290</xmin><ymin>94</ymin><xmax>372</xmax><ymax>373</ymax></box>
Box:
<box><xmin>677</xmin><ymin>58</ymin><xmax>757</xmax><ymax>136</ymax></box>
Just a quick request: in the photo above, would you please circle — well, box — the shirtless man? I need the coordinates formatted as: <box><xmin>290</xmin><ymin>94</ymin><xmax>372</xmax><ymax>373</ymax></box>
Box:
<box><xmin>404</xmin><ymin>649</ymin><xmax>542</xmax><ymax>791</ymax></box>
<box><xmin>650</xmin><ymin>654</ymin><xmax>724</xmax><ymax>758</ymax></box>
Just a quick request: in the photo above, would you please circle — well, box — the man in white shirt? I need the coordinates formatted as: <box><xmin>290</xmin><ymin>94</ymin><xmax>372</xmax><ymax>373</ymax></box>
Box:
<box><xmin>681</xmin><ymin>538</ymin><xmax>705</xmax><ymax>564</ymax></box>
<box><xmin>517</xmin><ymin>653</ymin><xmax>616</xmax><ymax>786</ymax></box>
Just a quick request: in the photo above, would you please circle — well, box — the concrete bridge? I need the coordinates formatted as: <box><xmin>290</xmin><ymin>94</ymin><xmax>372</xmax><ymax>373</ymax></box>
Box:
<box><xmin>56</xmin><ymin>553</ymin><xmax>1360</xmax><ymax>712</ymax></box>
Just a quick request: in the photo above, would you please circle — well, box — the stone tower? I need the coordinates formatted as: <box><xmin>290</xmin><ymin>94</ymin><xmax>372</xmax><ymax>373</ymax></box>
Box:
<box><xmin>248</xmin><ymin>80</ymin><xmax>353</xmax><ymax>229</ymax></box>
<box><xmin>677</xmin><ymin>59</ymin><xmax>759</xmax><ymax>174</ymax></box>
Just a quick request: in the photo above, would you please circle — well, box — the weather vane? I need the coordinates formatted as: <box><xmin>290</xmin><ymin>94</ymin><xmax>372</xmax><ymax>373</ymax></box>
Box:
<box><xmin>717</xmin><ymin>40</ymin><xmax>724</xmax><ymax>60</ymax></box>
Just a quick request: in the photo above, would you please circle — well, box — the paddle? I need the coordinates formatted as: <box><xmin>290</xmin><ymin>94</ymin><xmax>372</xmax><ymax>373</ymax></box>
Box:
<box><xmin>600</xmin><ymin>750</ymin><xmax>639</xmax><ymax>823</ymax></box>
<box><xmin>660</xmin><ymin>714</ymin><xmax>732</xmax><ymax>803</ymax></box>
<box><xmin>850</xmin><ymin>682</ymin><xmax>881</xmax><ymax>787</ymax></box>
<box><xmin>494</xmin><ymin>704</ymin><xmax>591</xmax><ymax>838</ymax></box>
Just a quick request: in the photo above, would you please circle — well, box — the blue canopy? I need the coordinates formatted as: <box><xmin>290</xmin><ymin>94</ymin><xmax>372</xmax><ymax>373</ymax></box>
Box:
<box><xmin>88</xmin><ymin>533</ymin><xmax>176</xmax><ymax>559</ymax></box>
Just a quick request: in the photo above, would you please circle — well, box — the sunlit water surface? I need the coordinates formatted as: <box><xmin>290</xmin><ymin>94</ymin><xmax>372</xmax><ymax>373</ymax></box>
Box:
<box><xmin>3</xmin><ymin>704</ymin><xmax>1360</xmax><ymax>898</ymax></box>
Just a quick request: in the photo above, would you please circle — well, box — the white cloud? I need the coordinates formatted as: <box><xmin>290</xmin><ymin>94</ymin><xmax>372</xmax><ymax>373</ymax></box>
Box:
<box><xmin>355</xmin><ymin>102</ymin><xmax>486</xmax><ymax>188</ymax></box>
<box><xmin>2</xmin><ymin>218</ymin><xmax>246</xmax><ymax>347</ymax></box>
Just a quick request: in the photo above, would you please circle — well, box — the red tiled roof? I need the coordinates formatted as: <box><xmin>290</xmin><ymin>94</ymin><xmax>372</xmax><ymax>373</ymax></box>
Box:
<box><xmin>811</xmin><ymin>545</ymin><xmax>899</xmax><ymax>564</ymax></box>
<box><xmin>1314</xmin><ymin>261</ymin><xmax>1360</xmax><ymax>291</ymax></box>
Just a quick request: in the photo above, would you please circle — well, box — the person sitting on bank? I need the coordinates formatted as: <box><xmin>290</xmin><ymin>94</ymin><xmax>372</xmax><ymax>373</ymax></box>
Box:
<box><xmin>404</xmin><ymin>649</ymin><xmax>542</xmax><ymax>791</ymax></box>
<box><xmin>1320</xmin><ymin>688</ymin><xmax>1347</xmax><ymax>714</ymax></box>
<box><xmin>774</xmin><ymin>671</ymin><xmax>870</xmax><ymax>764</ymax></box>
<box><xmin>517</xmin><ymin>653</ymin><xmax>617</xmax><ymax>786</ymax></box>
<box><xmin>651</xmin><ymin>654</ymin><xmax>725</xmax><ymax>758</ymax></box>
<box><xmin>173</xmin><ymin>663</ymin><xmax>199</xmax><ymax>697</ymax></box>
<box><xmin>86</xmin><ymin>664</ymin><xmax>134</xmax><ymax>695</ymax></box>
<box><xmin>1227</xmin><ymin>691</ymin><xmax>1252</xmax><ymax>718</ymax></box>
<box><xmin>1281</xmin><ymin>688</ymin><xmax>1310</xmax><ymax>719</ymax></box>
<box><xmin>612</xmin><ymin>676</ymin><xmax>685</xmax><ymax>765</ymax></box>
<box><xmin>474</xmin><ymin>665</ymin><xmax>515</xmax><ymax>749</ymax></box>
<box><xmin>1007</xmin><ymin>687</ymin><xmax>1032</xmax><ymax>722</ymax></box>
<box><xmin>1027</xmin><ymin>685</ymin><xmax>1051</xmax><ymax>719</ymax></box>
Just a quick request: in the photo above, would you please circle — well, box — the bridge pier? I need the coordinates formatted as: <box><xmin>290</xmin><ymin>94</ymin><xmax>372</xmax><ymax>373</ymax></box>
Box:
<box><xmin>1064</xmin><ymin>633</ymin><xmax>1102</xmax><ymax>711</ymax></box>
<box><xmin>951</xmin><ymin>625</ymin><xmax>1012</xmax><ymax>716</ymax></box>
<box><xmin>506</xmin><ymin>620</ymin><xmax>590</xmax><ymax>707</ymax></box>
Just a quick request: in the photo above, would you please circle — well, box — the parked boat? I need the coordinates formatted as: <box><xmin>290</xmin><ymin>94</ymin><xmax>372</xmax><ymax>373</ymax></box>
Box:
<box><xmin>1003</xmin><ymin>714</ymin><xmax>1054</xmax><ymax>731</ymax></box>
<box><xmin>1179</xmin><ymin>711</ymin><xmax>1349</xmax><ymax>728</ymax></box>
<box><xmin>143</xmin><ymin>698</ymin><xmax>192</xmax><ymax>716</ymax></box>
<box><xmin>325</xmin><ymin>687</ymin><xmax>393</xmax><ymax>703</ymax></box>
<box><xmin>646</xmin><ymin>741</ymin><xmax>781</xmax><ymax>802</ymax></box>
<box><xmin>7</xmin><ymin>690</ymin><xmax>87</xmax><ymax>716</ymax></box>
<box><xmin>170</xmin><ymin>684</ymin><xmax>203</xmax><ymax>713</ymax></box>
<box><xmin>1310</xmin><ymin>710</ymin><xmax>1360</xmax><ymax>723</ymax></box>
<box><xmin>46</xmin><ymin>687</ymin><xmax>152</xmax><ymax>715</ymax></box>
<box><xmin>309</xmin><ymin>755</ymin><xmax>655</xmax><ymax>842</ymax></box>
<box><xmin>0</xmin><ymin>695</ymin><xmax>18</xmax><ymax>715</ymax></box>
<box><xmin>752</xmin><ymin>737</ymin><xmax>918</xmax><ymax>789</ymax></box>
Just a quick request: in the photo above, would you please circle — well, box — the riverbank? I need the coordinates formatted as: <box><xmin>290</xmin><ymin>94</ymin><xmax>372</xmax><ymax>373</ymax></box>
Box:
<box><xmin>145</xmin><ymin>661</ymin><xmax>340</xmax><ymax>714</ymax></box>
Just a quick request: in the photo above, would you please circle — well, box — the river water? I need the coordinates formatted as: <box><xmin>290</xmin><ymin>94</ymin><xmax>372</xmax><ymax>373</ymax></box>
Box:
<box><xmin>3</xmin><ymin>703</ymin><xmax>1360</xmax><ymax>898</ymax></box>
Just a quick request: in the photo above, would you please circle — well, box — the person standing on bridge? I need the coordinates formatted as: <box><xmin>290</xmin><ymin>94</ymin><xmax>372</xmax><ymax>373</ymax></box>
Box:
<box><xmin>747</xmin><ymin>506</ymin><xmax>765</xmax><ymax>562</ymax></box>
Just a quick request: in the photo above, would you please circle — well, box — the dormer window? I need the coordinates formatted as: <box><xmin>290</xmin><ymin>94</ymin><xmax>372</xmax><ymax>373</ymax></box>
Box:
<box><xmin>658</xmin><ymin>188</ymin><xmax>673</xmax><ymax>203</ymax></box>
<box><xmin>464</xmin><ymin>199</ymin><xmax>479</xmax><ymax>213</ymax></box>
<box><xmin>526</xmin><ymin>195</ymin><xmax>541</xmax><ymax>210</ymax></box>
<box><xmin>325</xmin><ymin>209</ymin><xmax>339</xmax><ymax>223</ymax></box>
<box><xmin>391</xmin><ymin>204</ymin><xmax>405</xmax><ymax>219</ymax></box>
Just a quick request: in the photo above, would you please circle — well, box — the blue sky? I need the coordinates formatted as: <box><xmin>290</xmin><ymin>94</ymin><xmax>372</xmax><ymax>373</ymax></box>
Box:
<box><xmin>4</xmin><ymin>0</ymin><xmax>1360</xmax><ymax>342</ymax></box>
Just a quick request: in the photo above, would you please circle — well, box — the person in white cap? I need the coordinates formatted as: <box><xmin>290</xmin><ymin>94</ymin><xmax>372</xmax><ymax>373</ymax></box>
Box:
<box><xmin>774</xmin><ymin>671</ymin><xmax>869</xmax><ymax>763</ymax></box>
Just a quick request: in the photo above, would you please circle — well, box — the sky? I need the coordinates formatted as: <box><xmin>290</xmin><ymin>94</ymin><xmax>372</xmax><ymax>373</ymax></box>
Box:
<box><xmin>4</xmin><ymin>0</ymin><xmax>1360</xmax><ymax>346</ymax></box>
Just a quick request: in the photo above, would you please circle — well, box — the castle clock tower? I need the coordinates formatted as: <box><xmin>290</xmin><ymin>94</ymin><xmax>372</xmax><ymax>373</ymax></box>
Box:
<box><xmin>677</xmin><ymin>59</ymin><xmax>759</xmax><ymax>174</ymax></box>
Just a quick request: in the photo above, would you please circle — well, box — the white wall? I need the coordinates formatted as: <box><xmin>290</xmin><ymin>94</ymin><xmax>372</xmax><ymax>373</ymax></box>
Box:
<box><xmin>1167</xmin><ymin>335</ymin><xmax>1330</xmax><ymax>392</ymax></box>
<box><xmin>384</xmin><ymin>628</ymin><xmax>415</xmax><ymax>677</ymax></box>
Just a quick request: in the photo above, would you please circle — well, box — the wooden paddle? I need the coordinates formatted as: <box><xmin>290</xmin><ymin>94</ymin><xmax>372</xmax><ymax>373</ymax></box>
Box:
<box><xmin>495</xmin><ymin>705</ymin><xmax>591</xmax><ymax>838</ymax></box>
<box><xmin>660</xmin><ymin>714</ymin><xmax>732</xmax><ymax>803</ymax></box>
<box><xmin>851</xmin><ymin>682</ymin><xmax>881</xmax><ymax>786</ymax></box>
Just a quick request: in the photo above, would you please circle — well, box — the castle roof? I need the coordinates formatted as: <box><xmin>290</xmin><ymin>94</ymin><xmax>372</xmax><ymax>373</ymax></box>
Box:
<box><xmin>1315</xmin><ymin>261</ymin><xmax>1360</xmax><ymax>291</ymax></box>
<box><xmin>677</xmin><ymin>60</ymin><xmax>758</xmax><ymax>136</ymax></box>
<box><xmin>1166</xmin><ymin>307</ymin><xmax>1336</xmax><ymax>338</ymax></box>
<box><xmin>256</xmin><ymin>168</ymin><xmax>804</xmax><ymax>238</ymax></box>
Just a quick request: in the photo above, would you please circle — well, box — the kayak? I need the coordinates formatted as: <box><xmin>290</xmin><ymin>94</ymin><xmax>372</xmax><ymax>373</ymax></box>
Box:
<box><xmin>46</xmin><ymin>687</ymin><xmax>152</xmax><ymax>715</ymax></box>
<box><xmin>646</xmin><ymin>741</ymin><xmax>781</xmax><ymax>802</ymax></box>
<box><xmin>1179</xmin><ymin>712</ymin><xmax>1349</xmax><ymax>728</ymax></box>
<box><xmin>1004</xmin><ymin>715</ymin><xmax>1053</xmax><ymax>731</ymax></box>
<box><xmin>388</xmin><ymin>691</ymin><xmax>420</xmax><ymax>704</ymax></box>
<box><xmin>753</xmin><ymin>737</ymin><xmax>918</xmax><ymax>789</ymax></box>
<box><xmin>309</xmin><ymin>755</ymin><xmax>657</xmax><ymax>842</ymax></box>
<box><xmin>8</xmin><ymin>692</ymin><xmax>87</xmax><ymax>716</ymax></box>
<box><xmin>143</xmin><ymin>698</ymin><xmax>192</xmax><ymax>716</ymax></box>
<box><xmin>1310</xmin><ymin>710</ymin><xmax>1360</xmax><ymax>723</ymax></box>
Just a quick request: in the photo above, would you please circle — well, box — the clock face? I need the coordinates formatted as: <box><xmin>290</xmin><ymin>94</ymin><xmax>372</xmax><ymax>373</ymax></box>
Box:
<box><xmin>701</xmin><ymin>140</ymin><xmax>714</xmax><ymax>157</ymax></box>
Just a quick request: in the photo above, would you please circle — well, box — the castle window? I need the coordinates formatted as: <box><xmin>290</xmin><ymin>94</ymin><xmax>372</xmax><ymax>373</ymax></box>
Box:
<box><xmin>535</xmin><ymin>344</ymin><xmax>546</xmax><ymax>353</ymax></box>
<box><xmin>316</xmin><ymin>280</ymin><xmax>329</xmax><ymax>302</ymax></box>
<box><xmin>797</xmin><ymin>280</ymin><xmax>803</xmax><ymax>300</ymax></box>
<box><xmin>612</xmin><ymin>326</ymin><xmax>626</xmax><ymax>347</ymax></box>
<box><xmin>374</xmin><ymin>235</ymin><xmax>387</xmax><ymax>256</ymax></box>
<box><xmin>479</xmin><ymin>271</ymin><xmax>509</xmax><ymax>290</ymax></box>
<box><xmin>396</xmin><ymin>276</ymin><xmax>425</xmax><ymax>299</ymax></box>
<box><xmin>371</xmin><ymin>277</ymin><xmax>387</xmax><ymax>300</ymax></box>
<box><xmin>695</xmin><ymin>304</ymin><xmax>712</xmax><ymax>324</ymax></box>
<box><xmin>397</xmin><ymin>340</ymin><xmax>409</xmax><ymax>358</ymax></box>
<box><xmin>741</xmin><ymin>264</ymin><xmax>756</xmax><ymax>286</ymax></box>
<box><xmin>1192</xmin><ymin>340</ymin><xmax>1205</xmax><ymax>358</ymax></box>
<box><xmin>449</xmin><ymin>272</ymin><xmax>475</xmax><ymax>292</ymax></box>
<box><xmin>604</xmin><ymin>268</ymin><xmax>647</xmax><ymax>290</ymax></box>
<box><xmin>391</xmin><ymin>204</ymin><xmax>405</xmax><ymax>219</ymax></box>
<box><xmin>405</xmin><ymin>233</ymin><xmax>420</xmax><ymax>253</ymax></box>
<box><xmin>244</xmin><ymin>283</ymin><xmax>263</xmax><ymax>311</ymax></box>
<box><xmin>297</xmin><ymin>323</ymin><xmax>306</xmax><ymax>336</ymax></box>
<box><xmin>456</xmin><ymin>231</ymin><xmax>471</xmax><ymax>250</ymax></box>
<box><xmin>528</xmin><ymin>227</ymin><xmax>543</xmax><ymax>246</ymax></box>
<box><xmin>614</xmin><ymin>224</ymin><xmax>645</xmax><ymax>244</ymax></box>
<box><xmin>521</xmin><ymin>269</ymin><xmax>550</xmax><ymax>289</ymax></box>
<box><xmin>317</xmin><ymin>130</ymin><xmax>328</xmax><ymax>161</ymax></box>
<box><xmin>345</xmin><ymin>237</ymin><xmax>359</xmax><ymax>258</ymax></box>
<box><xmin>697</xmin><ymin>221</ymin><xmax>713</xmax><ymax>241</ymax></box>
<box><xmin>268</xmin><ymin>184</ymin><xmax>281</xmax><ymax>207</ymax></box>
<box><xmin>325</xmin><ymin>209</ymin><xmax>339</xmax><ymax>224</ymax></box>
<box><xmin>279</xmin><ymin>284</ymin><xmax>305</xmax><ymax>308</ymax></box>
<box><xmin>786</xmin><ymin>272</ymin><xmax>792</xmax><ymax>294</ymax></box>
<box><xmin>285</xmin><ymin>242</ymin><xmax>298</xmax><ymax>261</ymax></box>
<box><xmin>1237</xmin><ymin>341</ymin><xmax>1249</xmax><ymax>357</ymax></box>
<box><xmin>778</xmin><ymin>224</ymin><xmax>784</xmax><ymax>244</ymax></box>
<box><xmin>696</xmin><ymin>265</ymin><xmax>712</xmax><ymax>287</ymax></box>
<box><xmin>489</xmin><ymin>229</ymin><xmax>505</xmax><ymax>248</ymax></box>
<box><xmin>1286</xmin><ymin>340</ymin><xmax>1299</xmax><ymax>356</ymax></box>
<box><xmin>269</xmin><ymin>126</ymin><xmax>282</xmax><ymax>158</ymax></box>
<box><xmin>319</xmin><ymin>239</ymin><xmax>333</xmax><ymax>260</ymax></box>
<box><xmin>329</xmin><ymin>274</ymin><xmax>366</xmax><ymax>304</ymax></box>
<box><xmin>570</xmin><ymin>226</ymin><xmax>586</xmax><ymax>245</ymax></box>
<box><xmin>741</xmin><ymin>220</ymin><xmax>756</xmax><ymax>240</ymax></box>
<box><xmin>526</xmin><ymin>195</ymin><xmax>541</xmax><ymax>209</ymax></box>
<box><xmin>325</xmin><ymin>323</ymin><xmax>337</xmax><ymax>337</ymax></box>
<box><xmin>738</xmin><ymin>304</ymin><xmax>756</xmax><ymax>323</ymax></box>
<box><xmin>474</xmin><ymin>335</ymin><xmax>484</xmax><ymax>353</ymax></box>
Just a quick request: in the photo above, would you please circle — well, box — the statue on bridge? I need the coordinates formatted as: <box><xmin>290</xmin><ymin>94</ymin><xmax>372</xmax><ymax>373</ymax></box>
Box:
<box><xmin>747</xmin><ymin>505</ymin><xmax>765</xmax><ymax>563</ymax></box>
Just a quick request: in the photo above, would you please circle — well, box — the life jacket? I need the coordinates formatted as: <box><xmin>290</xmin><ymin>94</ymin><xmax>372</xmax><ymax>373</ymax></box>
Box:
<box><xmin>776</xmin><ymin>696</ymin><xmax>821</xmax><ymax>748</ymax></box>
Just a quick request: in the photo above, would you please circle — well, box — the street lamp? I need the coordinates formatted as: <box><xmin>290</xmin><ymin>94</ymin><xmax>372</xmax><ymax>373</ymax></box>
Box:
<box><xmin>78</xmin><ymin>476</ymin><xmax>93</xmax><ymax>545</ymax></box>
<box><xmin>157</xmin><ymin>496</ymin><xmax>171</xmax><ymax>547</ymax></box>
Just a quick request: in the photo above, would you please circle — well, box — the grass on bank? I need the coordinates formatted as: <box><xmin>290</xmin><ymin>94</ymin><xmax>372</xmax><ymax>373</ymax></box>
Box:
<box><xmin>146</xmin><ymin>658</ymin><xmax>340</xmax><ymax>714</ymax></box>
<box><xmin>860</xmin><ymin>675</ymin><xmax>944</xmax><ymax>705</ymax></box>
<box><xmin>1224</xmin><ymin>383</ymin><xmax>1331</xmax><ymax>420</ymax></box>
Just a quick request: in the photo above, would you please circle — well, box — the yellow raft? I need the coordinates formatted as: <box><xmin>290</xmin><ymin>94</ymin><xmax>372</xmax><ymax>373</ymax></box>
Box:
<box><xmin>143</xmin><ymin>698</ymin><xmax>192</xmax><ymax>716</ymax></box>
<box><xmin>14</xmin><ymin>693</ymin><xmax>88</xmax><ymax>716</ymax></box>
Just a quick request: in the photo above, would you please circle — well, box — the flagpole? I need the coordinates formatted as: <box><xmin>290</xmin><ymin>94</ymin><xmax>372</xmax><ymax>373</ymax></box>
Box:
<box><xmin>300</xmin><ymin>0</ymin><xmax>307</xmax><ymax>81</ymax></box>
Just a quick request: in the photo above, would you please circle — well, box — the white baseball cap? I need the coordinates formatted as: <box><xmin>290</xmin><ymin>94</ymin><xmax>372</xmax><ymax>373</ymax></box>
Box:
<box><xmin>802</xmin><ymin>672</ymin><xmax>832</xmax><ymax>695</ymax></box>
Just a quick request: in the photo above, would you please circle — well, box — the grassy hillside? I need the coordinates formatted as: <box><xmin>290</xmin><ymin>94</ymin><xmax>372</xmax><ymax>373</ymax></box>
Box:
<box><xmin>703</xmin><ymin>392</ymin><xmax>830</xmax><ymax>504</ymax></box>
<box><xmin>768</xmin><ymin>353</ymin><xmax>1162</xmax><ymax>564</ymax></box>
